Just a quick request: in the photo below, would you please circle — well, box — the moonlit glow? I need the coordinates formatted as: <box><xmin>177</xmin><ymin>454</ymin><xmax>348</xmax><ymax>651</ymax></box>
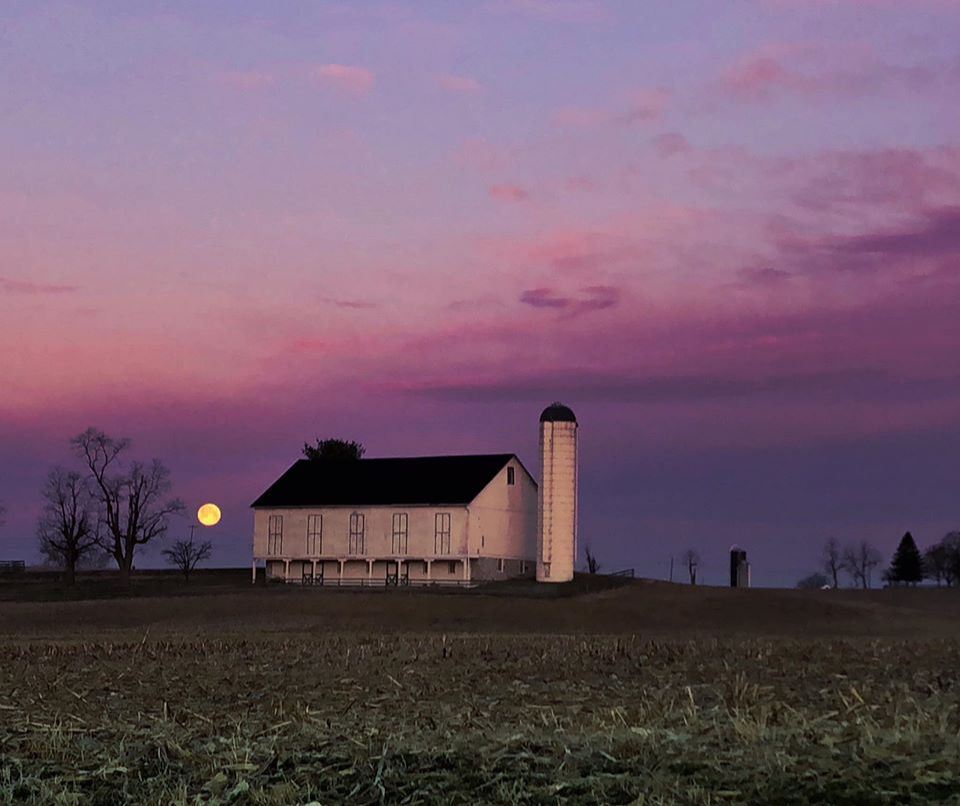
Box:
<box><xmin>197</xmin><ymin>503</ymin><xmax>221</xmax><ymax>527</ymax></box>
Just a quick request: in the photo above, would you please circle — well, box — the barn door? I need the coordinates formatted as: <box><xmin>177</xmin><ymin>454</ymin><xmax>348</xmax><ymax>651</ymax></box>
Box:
<box><xmin>385</xmin><ymin>561</ymin><xmax>399</xmax><ymax>586</ymax></box>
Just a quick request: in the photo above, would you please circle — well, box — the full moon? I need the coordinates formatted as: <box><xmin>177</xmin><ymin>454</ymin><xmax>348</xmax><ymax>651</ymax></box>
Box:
<box><xmin>197</xmin><ymin>503</ymin><xmax>221</xmax><ymax>527</ymax></box>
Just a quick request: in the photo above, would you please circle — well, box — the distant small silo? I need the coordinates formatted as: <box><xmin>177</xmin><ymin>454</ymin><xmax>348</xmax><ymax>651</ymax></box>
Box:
<box><xmin>730</xmin><ymin>546</ymin><xmax>751</xmax><ymax>588</ymax></box>
<box><xmin>537</xmin><ymin>402</ymin><xmax>578</xmax><ymax>583</ymax></box>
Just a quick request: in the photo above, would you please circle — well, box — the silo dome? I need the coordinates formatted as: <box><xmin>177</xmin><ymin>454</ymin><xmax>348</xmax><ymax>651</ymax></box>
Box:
<box><xmin>539</xmin><ymin>402</ymin><xmax>577</xmax><ymax>423</ymax></box>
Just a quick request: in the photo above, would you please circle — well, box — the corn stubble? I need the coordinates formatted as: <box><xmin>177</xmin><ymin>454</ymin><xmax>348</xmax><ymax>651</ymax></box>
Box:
<box><xmin>2</xmin><ymin>636</ymin><xmax>960</xmax><ymax>804</ymax></box>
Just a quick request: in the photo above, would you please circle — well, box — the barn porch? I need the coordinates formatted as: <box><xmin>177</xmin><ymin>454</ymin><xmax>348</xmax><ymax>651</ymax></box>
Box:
<box><xmin>258</xmin><ymin>557</ymin><xmax>476</xmax><ymax>587</ymax></box>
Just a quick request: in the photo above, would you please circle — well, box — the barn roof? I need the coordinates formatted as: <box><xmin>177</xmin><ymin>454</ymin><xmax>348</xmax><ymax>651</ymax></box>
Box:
<box><xmin>251</xmin><ymin>454</ymin><xmax>523</xmax><ymax>508</ymax></box>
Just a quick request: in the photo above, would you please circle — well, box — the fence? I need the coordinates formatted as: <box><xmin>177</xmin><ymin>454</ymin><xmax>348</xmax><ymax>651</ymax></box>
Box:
<box><xmin>285</xmin><ymin>575</ymin><xmax>477</xmax><ymax>589</ymax></box>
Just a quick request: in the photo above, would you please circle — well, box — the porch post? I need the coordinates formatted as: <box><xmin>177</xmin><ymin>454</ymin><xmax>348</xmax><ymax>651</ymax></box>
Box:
<box><xmin>426</xmin><ymin>559</ymin><xmax>433</xmax><ymax>582</ymax></box>
<box><xmin>251</xmin><ymin>560</ymin><xmax>256</xmax><ymax>584</ymax></box>
<box><xmin>283</xmin><ymin>559</ymin><xmax>290</xmax><ymax>582</ymax></box>
<box><xmin>338</xmin><ymin>559</ymin><xmax>345</xmax><ymax>586</ymax></box>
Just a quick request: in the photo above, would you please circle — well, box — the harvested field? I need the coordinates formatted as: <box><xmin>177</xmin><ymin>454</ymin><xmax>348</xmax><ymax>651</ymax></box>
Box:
<box><xmin>2</xmin><ymin>579</ymin><xmax>960</xmax><ymax>803</ymax></box>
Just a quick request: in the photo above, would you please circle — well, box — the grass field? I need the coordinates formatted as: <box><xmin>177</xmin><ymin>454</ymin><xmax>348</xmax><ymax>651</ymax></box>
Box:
<box><xmin>2</xmin><ymin>573</ymin><xmax>960</xmax><ymax>804</ymax></box>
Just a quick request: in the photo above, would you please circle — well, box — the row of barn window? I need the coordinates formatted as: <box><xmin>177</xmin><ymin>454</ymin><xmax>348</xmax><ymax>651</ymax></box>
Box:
<box><xmin>266</xmin><ymin>512</ymin><xmax>452</xmax><ymax>556</ymax></box>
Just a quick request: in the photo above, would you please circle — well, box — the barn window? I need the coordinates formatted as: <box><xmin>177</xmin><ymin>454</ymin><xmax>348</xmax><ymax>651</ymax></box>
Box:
<box><xmin>268</xmin><ymin>515</ymin><xmax>283</xmax><ymax>555</ymax></box>
<box><xmin>392</xmin><ymin>513</ymin><xmax>408</xmax><ymax>554</ymax></box>
<box><xmin>306</xmin><ymin>514</ymin><xmax>322</xmax><ymax>555</ymax></box>
<box><xmin>448</xmin><ymin>561</ymin><xmax>457</xmax><ymax>574</ymax></box>
<box><xmin>434</xmin><ymin>512</ymin><xmax>451</xmax><ymax>554</ymax></box>
<box><xmin>507</xmin><ymin>466</ymin><xmax>515</xmax><ymax>485</ymax></box>
<box><xmin>497</xmin><ymin>558</ymin><xmax>504</xmax><ymax>573</ymax></box>
<box><xmin>349</xmin><ymin>513</ymin><xmax>365</xmax><ymax>555</ymax></box>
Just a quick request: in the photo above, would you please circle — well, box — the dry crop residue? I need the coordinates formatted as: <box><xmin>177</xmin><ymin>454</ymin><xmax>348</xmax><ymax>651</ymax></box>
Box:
<box><xmin>2</xmin><ymin>635</ymin><xmax>960</xmax><ymax>804</ymax></box>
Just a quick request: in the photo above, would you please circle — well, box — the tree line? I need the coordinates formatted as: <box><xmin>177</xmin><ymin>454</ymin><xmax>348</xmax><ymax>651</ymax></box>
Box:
<box><xmin>32</xmin><ymin>428</ymin><xmax>211</xmax><ymax>583</ymax></box>
<box><xmin>797</xmin><ymin>531</ymin><xmax>959</xmax><ymax>589</ymax></box>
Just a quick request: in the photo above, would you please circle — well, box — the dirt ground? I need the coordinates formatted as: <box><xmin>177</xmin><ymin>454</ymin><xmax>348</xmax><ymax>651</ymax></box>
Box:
<box><xmin>1</xmin><ymin>570</ymin><xmax>960</xmax><ymax>640</ymax></box>
<box><xmin>2</xmin><ymin>575</ymin><xmax>960</xmax><ymax>803</ymax></box>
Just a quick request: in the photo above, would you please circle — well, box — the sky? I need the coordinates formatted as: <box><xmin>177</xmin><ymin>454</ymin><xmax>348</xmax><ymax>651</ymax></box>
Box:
<box><xmin>2</xmin><ymin>0</ymin><xmax>959</xmax><ymax>586</ymax></box>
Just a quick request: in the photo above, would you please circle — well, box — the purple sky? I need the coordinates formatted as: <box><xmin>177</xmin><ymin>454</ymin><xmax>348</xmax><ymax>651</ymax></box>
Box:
<box><xmin>2</xmin><ymin>0</ymin><xmax>959</xmax><ymax>585</ymax></box>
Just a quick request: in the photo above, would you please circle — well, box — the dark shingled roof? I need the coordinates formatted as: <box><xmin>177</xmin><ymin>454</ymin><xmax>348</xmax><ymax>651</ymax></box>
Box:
<box><xmin>251</xmin><ymin>454</ymin><xmax>517</xmax><ymax>508</ymax></box>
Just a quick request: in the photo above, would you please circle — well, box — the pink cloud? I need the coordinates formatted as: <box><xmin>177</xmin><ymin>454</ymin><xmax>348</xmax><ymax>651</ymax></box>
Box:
<box><xmin>565</xmin><ymin>175</ymin><xmax>597</xmax><ymax>192</ymax></box>
<box><xmin>436</xmin><ymin>74</ymin><xmax>483</xmax><ymax>94</ymax></box>
<box><xmin>652</xmin><ymin>132</ymin><xmax>691</xmax><ymax>158</ymax></box>
<box><xmin>617</xmin><ymin>88</ymin><xmax>668</xmax><ymax>124</ymax></box>
<box><xmin>0</xmin><ymin>277</ymin><xmax>78</xmax><ymax>295</ymax></box>
<box><xmin>488</xmin><ymin>184</ymin><xmax>531</xmax><ymax>203</ymax></box>
<box><xmin>721</xmin><ymin>55</ymin><xmax>793</xmax><ymax>100</ymax></box>
<box><xmin>485</xmin><ymin>0</ymin><xmax>609</xmax><ymax>23</ymax></box>
<box><xmin>552</xmin><ymin>106</ymin><xmax>608</xmax><ymax>129</ymax></box>
<box><xmin>733</xmin><ymin>267</ymin><xmax>794</xmax><ymax>288</ymax></box>
<box><xmin>220</xmin><ymin>69</ymin><xmax>275</xmax><ymax>91</ymax></box>
<box><xmin>452</xmin><ymin>138</ymin><xmax>506</xmax><ymax>172</ymax></box>
<box><xmin>320</xmin><ymin>296</ymin><xmax>378</xmax><ymax>309</ymax></box>
<box><xmin>519</xmin><ymin>287</ymin><xmax>568</xmax><ymax>308</ymax></box>
<box><xmin>718</xmin><ymin>45</ymin><xmax>941</xmax><ymax>102</ymax></box>
<box><xmin>513</xmin><ymin>228</ymin><xmax>652</xmax><ymax>275</ymax></box>
<box><xmin>778</xmin><ymin>148</ymin><xmax>960</xmax><ymax>212</ymax></box>
<box><xmin>314</xmin><ymin>64</ymin><xmax>374</xmax><ymax>94</ymax></box>
<box><xmin>287</xmin><ymin>338</ymin><xmax>327</xmax><ymax>353</ymax></box>
<box><xmin>520</xmin><ymin>285</ymin><xmax>622</xmax><ymax>316</ymax></box>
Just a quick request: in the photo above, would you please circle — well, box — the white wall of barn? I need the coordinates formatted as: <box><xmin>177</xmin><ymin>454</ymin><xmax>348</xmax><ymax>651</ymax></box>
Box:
<box><xmin>466</xmin><ymin>457</ymin><xmax>537</xmax><ymax>560</ymax></box>
<box><xmin>253</xmin><ymin>506</ymin><xmax>469</xmax><ymax>559</ymax></box>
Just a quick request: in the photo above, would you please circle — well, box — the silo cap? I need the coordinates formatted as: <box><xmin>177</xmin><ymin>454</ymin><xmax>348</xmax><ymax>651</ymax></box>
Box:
<box><xmin>540</xmin><ymin>402</ymin><xmax>577</xmax><ymax>423</ymax></box>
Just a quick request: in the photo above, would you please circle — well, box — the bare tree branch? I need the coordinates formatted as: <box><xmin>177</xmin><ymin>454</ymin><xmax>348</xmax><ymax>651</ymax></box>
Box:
<box><xmin>36</xmin><ymin>467</ymin><xmax>102</xmax><ymax>585</ymax></box>
<box><xmin>162</xmin><ymin>539</ymin><xmax>213</xmax><ymax>582</ymax></box>
<box><xmin>821</xmin><ymin>537</ymin><xmax>841</xmax><ymax>589</ymax></box>
<box><xmin>72</xmin><ymin>428</ymin><xmax>184</xmax><ymax>581</ymax></box>
<box><xmin>840</xmin><ymin>540</ymin><xmax>882</xmax><ymax>589</ymax></box>
<box><xmin>583</xmin><ymin>544</ymin><xmax>600</xmax><ymax>574</ymax></box>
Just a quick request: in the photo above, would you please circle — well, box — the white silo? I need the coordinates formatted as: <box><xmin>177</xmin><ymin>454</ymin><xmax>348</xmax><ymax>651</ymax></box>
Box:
<box><xmin>537</xmin><ymin>402</ymin><xmax>578</xmax><ymax>583</ymax></box>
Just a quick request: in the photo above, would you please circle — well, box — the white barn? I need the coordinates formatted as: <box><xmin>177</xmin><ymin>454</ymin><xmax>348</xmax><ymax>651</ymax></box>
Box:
<box><xmin>251</xmin><ymin>453</ymin><xmax>538</xmax><ymax>585</ymax></box>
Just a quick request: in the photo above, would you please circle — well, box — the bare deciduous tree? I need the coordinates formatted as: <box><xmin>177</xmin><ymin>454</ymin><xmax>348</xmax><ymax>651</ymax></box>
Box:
<box><xmin>925</xmin><ymin>532</ymin><xmax>960</xmax><ymax>587</ymax></box>
<box><xmin>584</xmin><ymin>544</ymin><xmax>601</xmax><ymax>574</ymax></box>
<box><xmin>681</xmin><ymin>549</ymin><xmax>700</xmax><ymax>585</ymax></box>
<box><xmin>36</xmin><ymin>467</ymin><xmax>101</xmax><ymax>585</ymax></box>
<box><xmin>840</xmin><ymin>540</ymin><xmax>882</xmax><ymax>589</ymax></box>
<box><xmin>162</xmin><ymin>538</ymin><xmax>213</xmax><ymax>582</ymax></box>
<box><xmin>821</xmin><ymin>537</ymin><xmax>841</xmax><ymax>589</ymax></box>
<box><xmin>72</xmin><ymin>428</ymin><xmax>184</xmax><ymax>582</ymax></box>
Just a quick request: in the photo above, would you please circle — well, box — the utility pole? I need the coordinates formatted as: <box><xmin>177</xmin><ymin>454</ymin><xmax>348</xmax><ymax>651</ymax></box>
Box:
<box><xmin>669</xmin><ymin>555</ymin><xmax>674</xmax><ymax>583</ymax></box>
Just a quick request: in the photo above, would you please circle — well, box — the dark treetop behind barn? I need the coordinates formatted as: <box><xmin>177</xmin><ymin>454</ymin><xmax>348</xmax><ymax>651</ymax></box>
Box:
<box><xmin>251</xmin><ymin>454</ymin><xmax>524</xmax><ymax>508</ymax></box>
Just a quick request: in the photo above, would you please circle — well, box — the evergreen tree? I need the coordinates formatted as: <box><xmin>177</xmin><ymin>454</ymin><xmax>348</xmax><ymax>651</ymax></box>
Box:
<box><xmin>888</xmin><ymin>531</ymin><xmax>923</xmax><ymax>585</ymax></box>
